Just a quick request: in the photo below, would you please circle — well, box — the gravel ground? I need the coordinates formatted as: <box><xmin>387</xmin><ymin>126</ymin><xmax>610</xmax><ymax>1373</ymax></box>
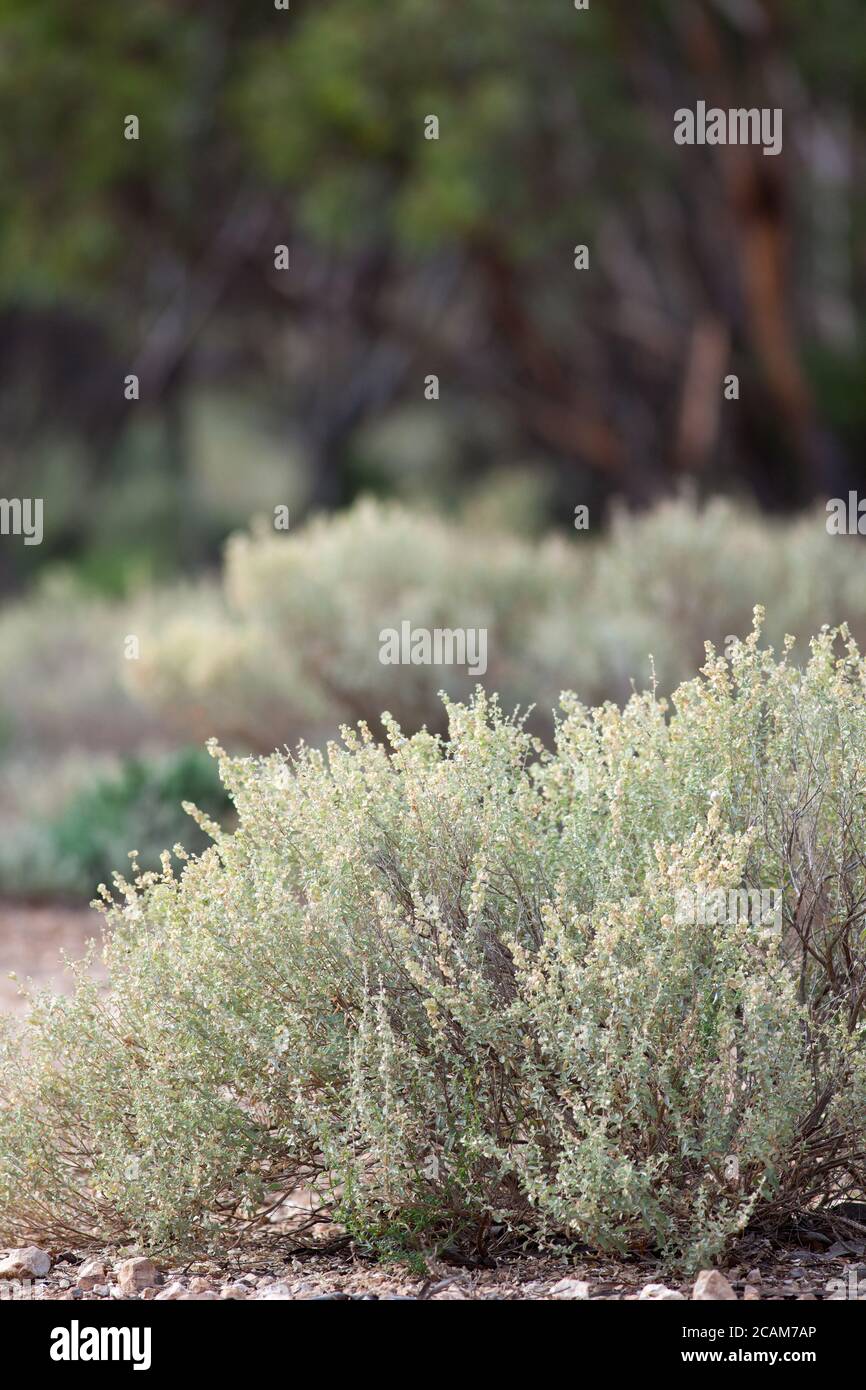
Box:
<box><xmin>0</xmin><ymin>1241</ymin><xmax>862</xmax><ymax>1302</ymax></box>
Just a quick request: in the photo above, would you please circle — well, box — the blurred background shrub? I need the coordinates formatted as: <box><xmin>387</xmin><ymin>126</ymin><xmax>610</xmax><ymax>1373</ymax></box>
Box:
<box><xmin>0</xmin><ymin>746</ymin><xmax>231</xmax><ymax>900</ymax></box>
<box><xmin>3</xmin><ymin>494</ymin><xmax>866</xmax><ymax>898</ymax></box>
<box><xmin>126</xmin><ymin>499</ymin><xmax>580</xmax><ymax>748</ymax></box>
<box><xmin>48</xmin><ymin>747</ymin><xmax>232</xmax><ymax>897</ymax></box>
<box><xmin>127</xmin><ymin>494</ymin><xmax>866</xmax><ymax>747</ymax></box>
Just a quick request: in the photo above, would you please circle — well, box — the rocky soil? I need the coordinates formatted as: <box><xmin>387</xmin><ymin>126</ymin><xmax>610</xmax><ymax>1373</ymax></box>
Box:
<box><xmin>1</xmin><ymin>1241</ymin><xmax>863</xmax><ymax>1302</ymax></box>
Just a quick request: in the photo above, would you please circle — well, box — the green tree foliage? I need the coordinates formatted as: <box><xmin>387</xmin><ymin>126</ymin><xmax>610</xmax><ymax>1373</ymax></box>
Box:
<box><xmin>2</xmin><ymin>0</ymin><xmax>866</xmax><ymax>569</ymax></box>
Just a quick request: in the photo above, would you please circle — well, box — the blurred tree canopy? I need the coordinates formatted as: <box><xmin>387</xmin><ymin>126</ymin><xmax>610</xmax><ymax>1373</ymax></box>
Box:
<box><xmin>1</xmin><ymin>0</ymin><xmax>865</xmax><ymax>584</ymax></box>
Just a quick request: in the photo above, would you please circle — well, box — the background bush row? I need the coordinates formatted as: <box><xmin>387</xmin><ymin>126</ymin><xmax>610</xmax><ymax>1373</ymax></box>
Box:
<box><xmin>3</xmin><ymin>495</ymin><xmax>866</xmax><ymax>896</ymax></box>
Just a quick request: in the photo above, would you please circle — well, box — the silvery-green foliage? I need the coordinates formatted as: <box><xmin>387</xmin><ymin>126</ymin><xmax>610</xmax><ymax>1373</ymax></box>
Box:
<box><xmin>2</xmin><ymin>618</ymin><xmax>866</xmax><ymax>1268</ymax></box>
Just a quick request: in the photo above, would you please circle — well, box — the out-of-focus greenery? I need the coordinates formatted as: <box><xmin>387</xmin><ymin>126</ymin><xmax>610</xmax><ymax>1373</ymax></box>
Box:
<box><xmin>10</xmin><ymin>477</ymin><xmax>792</xmax><ymax>772</ymax></box>
<box><xmin>0</xmin><ymin>575</ymin><xmax>214</xmax><ymax>898</ymax></box>
<box><xmin>4</xmin><ymin>494</ymin><xmax>866</xmax><ymax>899</ymax></box>
<box><xmin>49</xmin><ymin>747</ymin><xmax>233</xmax><ymax>897</ymax></box>
<box><xmin>126</xmin><ymin>498</ymin><xmax>580</xmax><ymax>749</ymax></box>
<box><xmin>0</xmin><ymin>747</ymin><xmax>232</xmax><ymax>901</ymax></box>
<box><xmin>0</xmin><ymin>574</ymin><xmax>154</xmax><ymax>755</ymax></box>
<box><xmin>3</xmin><ymin>494</ymin><xmax>866</xmax><ymax>867</ymax></box>
<box><xmin>126</xmin><ymin>495</ymin><xmax>866</xmax><ymax>749</ymax></box>
<box><xmin>2</xmin><ymin>0</ymin><xmax>866</xmax><ymax>592</ymax></box>
<box><xmin>4</xmin><ymin>0</ymin><xmax>863</xmax><ymax>280</ymax></box>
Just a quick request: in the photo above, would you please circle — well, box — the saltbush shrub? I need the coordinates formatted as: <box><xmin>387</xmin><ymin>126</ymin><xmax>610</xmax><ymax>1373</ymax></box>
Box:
<box><xmin>1</xmin><ymin>618</ymin><xmax>865</xmax><ymax>1269</ymax></box>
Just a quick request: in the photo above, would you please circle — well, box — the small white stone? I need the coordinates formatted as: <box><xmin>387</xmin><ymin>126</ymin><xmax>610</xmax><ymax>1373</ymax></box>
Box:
<box><xmin>154</xmin><ymin>1280</ymin><xmax>187</xmax><ymax>1301</ymax></box>
<box><xmin>0</xmin><ymin>1247</ymin><xmax>51</xmax><ymax>1279</ymax></box>
<box><xmin>550</xmin><ymin>1277</ymin><xmax>591</xmax><ymax>1299</ymax></box>
<box><xmin>693</xmin><ymin>1269</ymin><xmax>737</xmax><ymax>1301</ymax></box>
<box><xmin>116</xmin><ymin>1257</ymin><xmax>159</xmax><ymax>1295</ymax></box>
<box><xmin>77</xmin><ymin>1258</ymin><xmax>107</xmax><ymax>1291</ymax></box>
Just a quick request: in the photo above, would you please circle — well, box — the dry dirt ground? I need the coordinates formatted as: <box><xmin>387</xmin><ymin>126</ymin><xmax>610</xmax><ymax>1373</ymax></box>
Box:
<box><xmin>0</xmin><ymin>899</ymin><xmax>104</xmax><ymax>1015</ymax></box>
<box><xmin>1</xmin><ymin>902</ymin><xmax>863</xmax><ymax>1302</ymax></box>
